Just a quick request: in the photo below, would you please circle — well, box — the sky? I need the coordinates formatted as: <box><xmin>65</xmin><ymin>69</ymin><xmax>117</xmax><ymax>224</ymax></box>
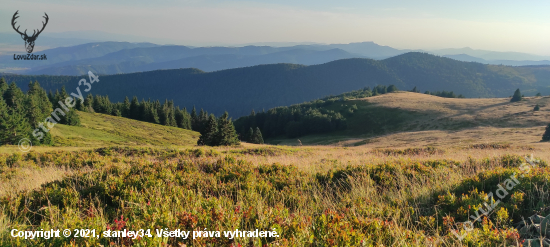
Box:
<box><xmin>2</xmin><ymin>0</ymin><xmax>550</xmax><ymax>55</ymax></box>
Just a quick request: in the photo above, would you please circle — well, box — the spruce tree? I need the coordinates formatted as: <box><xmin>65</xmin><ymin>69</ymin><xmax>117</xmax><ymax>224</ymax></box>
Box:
<box><xmin>76</xmin><ymin>98</ymin><xmax>85</xmax><ymax>111</ymax></box>
<box><xmin>215</xmin><ymin>112</ymin><xmax>240</xmax><ymax>146</ymax></box>
<box><xmin>48</xmin><ymin>90</ymin><xmax>55</xmax><ymax>104</ymax></box>
<box><xmin>0</xmin><ymin>107</ymin><xmax>32</xmax><ymax>145</ymax></box>
<box><xmin>149</xmin><ymin>102</ymin><xmax>160</xmax><ymax>124</ymax></box>
<box><xmin>182</xmin><ymin>108</ymin><xmax>192</xmax><ymax>129</ymax></box>
<box><xmin>175</xmin><ymin>107</ymin><xmax>192</xmax><ymax>129</ymax></box>
<box><xmin>197</xmin><ymin>109</ymin><xmax>208</xmax><ymax>133</ymax></box>
<box><xmin>85</xmin><ymin>94</ymin><xmax>95</xmax><ymax>112</ymax></box>
<box><xmin>0</xmin><ymin>95</ymin><xmax>9</xmax><ymax>145</ymax></box>
<box><xmin>122</xmin><ymin>96</ymin><xmax>131</xmax><ymax>117</ymax></box>
<box><xmin>535</xmin><ymin>105</ymin><xmax>540</xmax><ymax>111</ymax></box>
<box><xmin>511</xmin><ymin>89</ymin><xmax>522</xmax><ymax>102</ymax></box>
<box><xmin>252</xmin><ymin>127</ymin><xmax>264</xmax><ymax>144</ymax></box>
<box><xmin>159</xmin><ymin>99</ymin><xmax>169</xmax><ymax>125</ymax></box>
<box><xmin>26</xmin><ymin>81</ymin><xmax>53</xmax><ymax>126</ymax></box>
<box><xmin>3</xmin><ymin>82</ymin><xmax>26</xmax><ymax>109</ymax></box>
<box><xmin>168</xmin><ymin>101</ymin><xmax>177</xmax><ymax>127</ymax></box>
<box><xmin>191</xmin><ymin>106</ymin><xmax>198</xmax><ymax>130</ymax></box>
<box><xmin>55</xmin><ymin>87</ymin><xmax>80</xmax><ymax>126</ymax></box>
<box><xmin>129</xmin><ymin>96</ymin><xmax>140</xmax><ymax>120</ymax></box>
<box><xmin>246</xmin><ymin>127</ymin><xmax>254</xmax><ymax>142</ymax></box>
<box><xmin>0</xmin><ymin>78</ymin><xmax>8</xmax><ymax>95</ymax></box>
<box><xmin>197</xmin><ymin>114</ymin><xmax>218</xmax><ymax>146</ymax></box>
<box><xmin>543</xmin><ymin>124</ymin><xmax>550</xmax><ymax>142</ymax></box>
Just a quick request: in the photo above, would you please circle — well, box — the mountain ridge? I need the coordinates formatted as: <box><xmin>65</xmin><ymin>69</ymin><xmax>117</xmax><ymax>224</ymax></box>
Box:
<box><xmin>2</xmin><ymin>52</ymin><xmax>550</xmax><ymax>117</ymax></box>
<box><xmin>4</xmin><ymin>40</ymin><xmax>550</xmax><ymax>75</ymax></box>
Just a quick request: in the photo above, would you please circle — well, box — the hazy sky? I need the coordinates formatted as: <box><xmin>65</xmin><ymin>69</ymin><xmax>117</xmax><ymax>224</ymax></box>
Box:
<box><xmin>2</xmin><ymin>0</ymin><xmax>550</xmax><ymax>55</ymax></box>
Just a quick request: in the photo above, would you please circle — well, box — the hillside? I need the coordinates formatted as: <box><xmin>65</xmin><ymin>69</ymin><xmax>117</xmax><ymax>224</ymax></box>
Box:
<box><xmin>270</xmin><ymin>92</ymin><xmax>550</xmax><ymax>147</ymax></box>
<box><xmin>55</xmin><ymin>111</ymin><xmax>199</xmax><ymax>146</ymax></box>
<box><xmin>0</xmin><ymin>111</ymin><xmax>199</xmax><ymax>152</ymax></box>
<box><xmin>2</xmin><ymin>52</ymin><xmax>550</xmax><ymax>117</ymax></box>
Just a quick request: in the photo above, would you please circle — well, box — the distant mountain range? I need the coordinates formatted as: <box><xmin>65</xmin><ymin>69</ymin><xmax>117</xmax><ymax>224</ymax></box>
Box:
<box><xmin>2</xmin><ymin>38</ymin><xmax>550</xmax><ymax>76</ymax></box>
<box><xmin>2</xmin><ymin>52</ymin><xmax>550</xmax><ymax>117</ymax></box>
<box><xmin>442</xmin><ymin>54</ymin><xmax>550</xmax><ymax>66</ymax></box>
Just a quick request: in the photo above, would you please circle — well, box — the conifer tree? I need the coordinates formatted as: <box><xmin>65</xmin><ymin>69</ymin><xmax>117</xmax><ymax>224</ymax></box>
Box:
<box><xmin>0</xmin><ymin>95</ymin><xmax>9</xmax><ymax>145</ymax></box>
<box><xmin>535</xmin><ymin>105</ymin><xmax>540</xmax><ymax>111</ymax></box>
<box><xmin>54</xmin><ymin>87</ymin><xmax>80</xmax><ymax>126</ymax></box>
<box><xmin>197</xmin><ymin>109</ymin><xmax>208</xmax><ymax>133</ymax></box>
<box><xmin>0</xmin><ymin>78</ymin><xmax>8</xmax><ymax>95</ymax></box>
<box><xmin>149</xmin><ymin>102</ymin><xmax>160</xmax><ymax>124</ymax></box>
<box><xmin>26</xmin><ymin>81</ymin><xmax>53</xmax><ymax>127</ymax></box>
<box><xmin>3</xmin><ymin>82</ymin><xmax>26</xmax><ymax>109</ymax></box>
<box><xmin>84</xmin><ymin>94</ymin><xmax>95</xmax><ymax>112</ymax></box>
<box><xmin>168</xmin><ymin>101</ymin><xmax>177</xmax><ymax>127</ymax></box>
<box><xmin>511</xmin><ymin>89</ymin><xmax>522</xmax><ymax>102</ymax></box>
<box><xmin>139</xmin><ymin>99</ymin><xmax>148</xmax><ymax>121</ymax></box>
<box><xmin>215</xmin><ymin>112</ymin><xmax>240</xmax><ymax>146</ymax></box>
<box><xmin>0</xmin><ymin>107</ymin><xmax>32</xmax><ymax>145</ymax></box>
<box><xmin>130</xmin><ymin>96</ymin><xmax>140</xmax><ymax>119</ymax></box>
<box><xmin>175</xmin><ymin>107</ymin><xmax>192</xmax><ymax>129</ymax></box>
<box><xmin>103</xmin><ymin>95</ymin><xmax>113</xmax><ymax>114</ymax></box>
<box><xmin>387</xmin><ymin>85</ymin><xmax>398</xmax><ymax>93</ymax></box>
<box><xmin>191</xmin><ymin>106</ymin><xmax>198</xmax><ymax>130</ymax></box>
<box><xmin>152</xmin><ymin>100</ymin><xmax>162</xmax><ymax>123</ymax></box>
<box><xmin>197</xmin><ymin>114</ymin><xmax>218</xmax><ymax>146</ymax></box>
<box><xmin>159</xmin><ymin>99</ymin><xmax>169</xmax><ymax>125</ymax></box>
<box><xmin>112</xmin><ymin>108</ymin><xmax>122</xmax><ymax>116</ymax></box>
<box><xmin>76</xmin><ymin>98</ymin><xmax>85</xmax><ymax>111</ymax></box>
<box><xmin>246</xmin><ymin>127</ymin><xmax>254</xmax><ymax>142</ymax></box>
<box><xmin>543</xmin><ymin>124</ymin><xmax>550</xmax><ymax>142</ymax></box>
<box><xmin>122</xmin><ymin>96</ymin><xmax>131</xmax><ymax>117</ymax></box>
<box><xmin>252</xmin><ymin>127</ymin><xmax>264</xmax><ymax>144</ymax></box>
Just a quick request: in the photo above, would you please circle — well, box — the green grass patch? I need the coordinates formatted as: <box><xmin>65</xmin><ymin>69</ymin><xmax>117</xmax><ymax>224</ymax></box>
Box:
<box><xmin>50</xmin><ymin>111</ymin><xmax>199</xmax><ymax>147</ymax></box>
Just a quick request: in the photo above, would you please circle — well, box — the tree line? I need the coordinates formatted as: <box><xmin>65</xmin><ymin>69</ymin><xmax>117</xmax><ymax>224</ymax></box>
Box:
<box><xmin>234</xmin><ymin>85</ymin><xmax>398</xmax><ymax>139</ymax></box>
<box><xmin>0</xmin><ymin>78</ymin><xmax>240</xmax><ymax>147</ymax></box>
<box><xmin>75</xmin><ymin>93</ymin><xmax>241</xmax><ymax>146</ymax></box>
<box><xmin>0</xmin><ymin>78</ymin><xmax>71</xmax><ymax>146</ymax></box>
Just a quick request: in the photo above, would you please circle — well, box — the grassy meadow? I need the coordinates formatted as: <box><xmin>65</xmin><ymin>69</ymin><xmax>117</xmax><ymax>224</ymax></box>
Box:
<box><xmin>1</xmin><ymin>92</ymin><xmax>550</xmax><ymax>246</ymax></box>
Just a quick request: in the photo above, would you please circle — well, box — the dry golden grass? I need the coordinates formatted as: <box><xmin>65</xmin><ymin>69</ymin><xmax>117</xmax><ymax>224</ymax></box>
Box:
<box><xmin>2</xmin><ymin>92</ymin><xmax>549</xmax><ymax>209</ymax></box>
<box><xmin>362</xmin><ymin>92</ymin><xmax>550</xmax><ymax>127</ymax></box>
<box><xmin>4</xmin><ymin>142</ymin><xmax>547</xmax><ymax>198</ymax></box>
<box><xmin>0</xmin><ymin>166</ymin><xmax>74</xmax><ymax>197</ymax></box>
<box><xmin>321</xmin><ymin>92</ymin><xmax>550</xmax><ymax>148</ymax></box>
<box><xmin>215</xmin><ymin>142</ymin><xmax>550</xmax><ymax>174</ymax></box>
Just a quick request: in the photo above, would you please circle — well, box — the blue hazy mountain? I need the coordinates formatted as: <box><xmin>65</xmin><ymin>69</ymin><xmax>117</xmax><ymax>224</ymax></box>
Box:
<box><xmin>3</xmin><ymin>52</ymin><xmax>550</xmax><ymax>117</ymax></box>
<box><xmin>2</xmin><ymin>39</ymin><xmax>550</xmax><ymax>76</ymax></box>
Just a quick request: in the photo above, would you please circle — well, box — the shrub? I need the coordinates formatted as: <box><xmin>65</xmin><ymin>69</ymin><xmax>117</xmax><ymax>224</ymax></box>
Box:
<box><xmin>511</xmin><ymin>89</ymin><xmax>522</xmax><ymax>102</ymax></box>
<box><xmin>543</xmin><ymin>123</ymin><xmax>550</xmax><ymax>142</ymax></box>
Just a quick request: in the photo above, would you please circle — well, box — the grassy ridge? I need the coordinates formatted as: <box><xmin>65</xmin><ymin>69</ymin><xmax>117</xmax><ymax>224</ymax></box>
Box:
<box><xmin>270</xmin><ymin>92</ymin><xmax>550</xmax><ymax>146</ymax></box>
<box><xmin>51</xmin><ymin>111</ymin><xmax>199</xmax><ymax>147</ymax></box>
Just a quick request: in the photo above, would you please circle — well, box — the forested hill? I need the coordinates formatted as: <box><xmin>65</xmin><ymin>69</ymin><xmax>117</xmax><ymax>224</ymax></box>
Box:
<box><xmin>2</xmin><ymin>52</ymin><xmax>550</xmax><ymax>117</ymax></box>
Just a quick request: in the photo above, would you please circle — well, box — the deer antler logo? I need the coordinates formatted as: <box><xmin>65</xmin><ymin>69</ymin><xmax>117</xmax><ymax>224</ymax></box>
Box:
<box><xmin>11</xmin><ymin>10</ymin><xmax>49</xmax><ymax>53</ymax></box>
